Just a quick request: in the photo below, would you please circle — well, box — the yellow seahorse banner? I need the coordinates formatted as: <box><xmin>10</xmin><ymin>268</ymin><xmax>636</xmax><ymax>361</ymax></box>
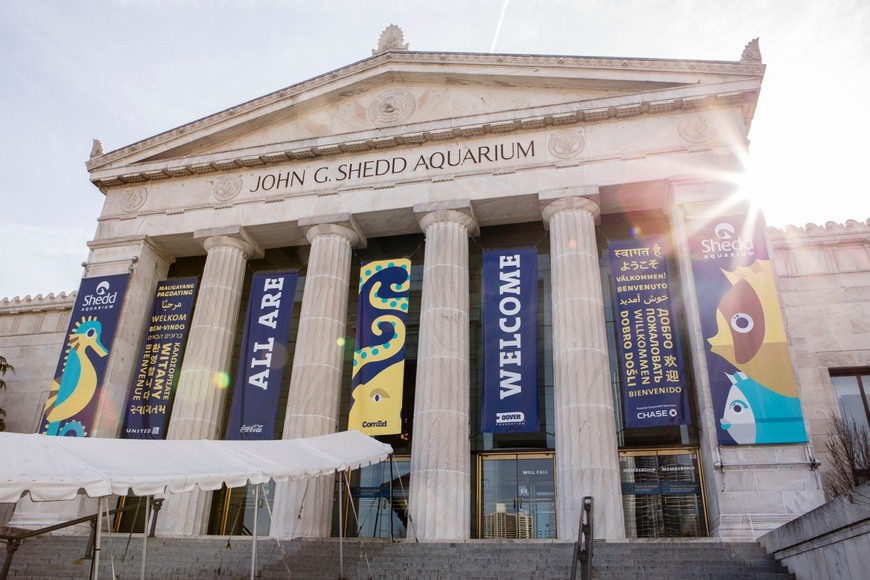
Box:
<box><xmin>348</xmin><ymin>259</ymin><xmax>411</xmax><ymax>436</ymax></box>
<box><xmin>40</xmin><ymin>274</ymin><xmax>130</xmax><ymax>437</ymax></box>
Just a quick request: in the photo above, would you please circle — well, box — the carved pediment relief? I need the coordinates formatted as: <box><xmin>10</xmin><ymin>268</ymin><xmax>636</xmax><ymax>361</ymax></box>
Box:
<box><xmin>86</xmin><ymin>49</ymin><xmax>764</xmax><ymax>185</ymax></box>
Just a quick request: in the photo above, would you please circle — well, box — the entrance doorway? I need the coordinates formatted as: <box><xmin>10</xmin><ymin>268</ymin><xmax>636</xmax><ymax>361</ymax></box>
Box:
<box><xmin>477</xmin><ymin>453</ymin><xmax>556</xmax><ymax>539</ymax></box>
<box><xmin>619</xmin><ymin>449</ymin><xmax>707</xmax><ymax>537</ymax></box>
<box><xmin>344</xmin><ymin>457</ymin><xmax>410</xmax><ymax>538</ymax></box>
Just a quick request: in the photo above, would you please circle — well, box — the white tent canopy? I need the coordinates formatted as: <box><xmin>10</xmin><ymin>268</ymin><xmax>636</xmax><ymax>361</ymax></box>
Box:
<box><xmin>0</xmin><ymin>430</ymin><xmax>393</xmax><ymax>503</ymax></box>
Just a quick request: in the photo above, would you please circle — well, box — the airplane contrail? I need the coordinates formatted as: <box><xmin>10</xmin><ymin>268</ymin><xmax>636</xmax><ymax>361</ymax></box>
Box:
<box><xmin>490</xmin><ymin>0</ymin><xmax>510</xmax><ymax>53</ymax></box>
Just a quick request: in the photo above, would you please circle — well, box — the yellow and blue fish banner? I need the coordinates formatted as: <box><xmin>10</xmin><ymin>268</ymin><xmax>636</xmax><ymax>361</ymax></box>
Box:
<box><xmin>40</xmin><ymin>273</ymin><xmax>130</xmax><ymax>437</ymax></box>
<box><xmin>609</xmin><ymin>238</ymin><xmax>689</xmax><ymax>428</ymax></box>
<box><xmin>122</xmin><ymin>277</ymin><xmax>198</xmax><ymax>439</ymax></box>
<box><xmin>226</xmin><ymin>272</ymin><xmax>298</xmax><ymax>440</ymax></box>
<box><xmin>687</xmin><ymin>212</ymin><xmax>807</xmax><ymax>445</ymax></box>
<box><xmin>481</xmin><ymin>248</ymin><xmax>539</xmax><ymax>433</ymax></box>
<box><xmin>349</xmin><ymin>259</ymin><xmax>411</xmax><ymax>436</ymax></box>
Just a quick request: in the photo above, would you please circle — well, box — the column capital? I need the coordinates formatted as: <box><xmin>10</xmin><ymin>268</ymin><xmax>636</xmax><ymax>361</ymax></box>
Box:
<box><xmin>539</xmin><ymin>187</ymin><xmax>601</xmax><ymax>227</ymax></box>
<box><xmin>194</xmin><ymin>225</ymin><xmax>264</xmax><ymax>259</ymax></box>
<box><xmin>299</xmin><ymin>213</ymin><xmax>366</xmax><ymax>248</ymax></box>
<box><xmin>414</xmin><ymin>200</ymin><xmax>479</xmax><ymax>236</ymax></box>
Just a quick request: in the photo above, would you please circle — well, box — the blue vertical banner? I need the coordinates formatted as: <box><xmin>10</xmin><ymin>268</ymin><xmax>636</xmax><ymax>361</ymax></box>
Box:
<box><xmin>226</xmin><ymin>271</ymin><xmax>298</xmax><ymax>440</ymax></box>
<box><xmin>349</xmin><ymin>259</ymin><xmax>411</xmax><ymax>436</ymax></box>
<box><xmin>122</xmin><ymin>277</ymin><xmax>198</xmax><ymax>439</ymax></box>
<box><xmin>688</xmin><ymin>211</ymin><xmax>807</xmax><ymax>445</ymax></box>
<box><xmin>481</xmin><ymin>248</ymin><xmax>539</xmax><ymax>433</ymax></box>
<box><xmin>40</xmin><ymin>273</ymin><xmax>130</xmax><ymax>437</ymax></box>
<box><xmin>609</xmin><ymin>239</ymin><xmax>689</xmax><ymax>427</ymax></box>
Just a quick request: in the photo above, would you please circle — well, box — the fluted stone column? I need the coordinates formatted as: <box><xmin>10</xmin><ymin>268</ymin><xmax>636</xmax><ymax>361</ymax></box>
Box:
<box><xmin>159</xmin><ymin>226</ymin><xmax>262</xmax><ymax>536</ymax></box>
<box><xmin>540</xmin><ymin>189</ymin><xmax>625</xmax><ymax>540</ymax></box>
<box><xmin>407</xmin><ymin>202</ymin><xmax>478</xmax><ymax>540</ymax></box>
<box><xmin>271</xmin><ymin>215</ymin><xmax>364</xmax><ymax>539</ymax></box>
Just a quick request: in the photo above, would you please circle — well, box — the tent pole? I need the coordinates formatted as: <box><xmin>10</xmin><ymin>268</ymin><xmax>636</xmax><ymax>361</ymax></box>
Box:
<box><xmin>338</xmin><ymin>471</ymin><xmax>344</xmax><ymax>579</ymax></box>
<box><xmin>250</xmin><ymin>484</ymin><xmax>259</xmax><ymax>580</ymax></box>
<box><xmin>92</xmin><ymin>496</ymin><xmax>104</xmax><ymax>580</ymax></box>
<box><xmin>141</xmin><ymin>496</ymin><xmax>150</xmax><ymax>580</ymax></box>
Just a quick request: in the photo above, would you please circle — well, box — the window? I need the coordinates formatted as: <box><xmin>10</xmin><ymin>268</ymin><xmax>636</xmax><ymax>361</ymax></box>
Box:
<box><xmin>831</xmin><ymin>371</ymin><xmax>870</xmax><ymax>434</ymax></box>
<box><xmin>830</xmin><ymin>370</ymin><xmax>870</xmax><ymax>488</ymax></box>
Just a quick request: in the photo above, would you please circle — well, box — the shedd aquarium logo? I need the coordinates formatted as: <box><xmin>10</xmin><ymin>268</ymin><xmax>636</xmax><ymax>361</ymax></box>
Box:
<box><xmin>82</xmin><ymin>280</ymin><xmax>120</xmax><ymax>312</ymax></box>
<box><xmin>699</xmin><ymin>221</ymin><xmax>755</xmax><ymax>260</ymax></box>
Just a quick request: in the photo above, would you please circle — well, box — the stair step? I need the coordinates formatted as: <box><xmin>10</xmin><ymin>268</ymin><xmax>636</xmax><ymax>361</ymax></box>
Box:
<box><xmin>3</xmin><ymin>535</ymin><xmax>794</xmax><ymax>580</ymax></box>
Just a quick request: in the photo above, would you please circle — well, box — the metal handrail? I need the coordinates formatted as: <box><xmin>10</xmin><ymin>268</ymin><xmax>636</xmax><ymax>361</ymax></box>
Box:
<box><xmin>570</xmin><ymin>496</ymin><xmax>593</xmax><ymax>580</ymax></box>
<box><xmin>0</xmin><ymin>497</ymin><xmax>163</xmax><ymax>580</ymax></box>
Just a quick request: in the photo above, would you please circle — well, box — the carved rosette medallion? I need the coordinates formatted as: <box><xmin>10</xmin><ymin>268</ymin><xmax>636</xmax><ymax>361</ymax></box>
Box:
<box><xmin>213</xmin><ymin>175</ymin><xmax>243</xmax><ymax>201</ymax></box>
<box><xmin>368</xmin><ymin>90</ymin><xmax>417</xmax><ymax>127</ymax></box>
<box><xmin>548</xmin><ymin>130</ymin><xmax>586</xmax><ymax>159</ymax></box>
<box><xmin>678</xmin><ymin>115</ymin><xmax>717</xmax><ymax>144</ymax></box>
<box><xmin>122</xmin><ymin>187</ymin><xmax>147</xmax><ymax>213</ymax></box>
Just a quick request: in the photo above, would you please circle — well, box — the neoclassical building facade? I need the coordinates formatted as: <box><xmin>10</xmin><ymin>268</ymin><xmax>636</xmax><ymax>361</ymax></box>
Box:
<box><xmin>2</xmin><ymin>29</ymin><xmax>869</xmax><ymax>541</ymax></box>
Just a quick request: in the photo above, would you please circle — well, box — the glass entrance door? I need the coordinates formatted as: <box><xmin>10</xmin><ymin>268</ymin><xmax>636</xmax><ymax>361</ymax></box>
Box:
<box><xmin>619</xmin><ymin>448</ymin><xmax>707</xmax><ymax>537</ymax></box>
<box><xmin>478</xmin><ymin>453</ymin><xmax>556</xmax><ymax>539</ymax></box>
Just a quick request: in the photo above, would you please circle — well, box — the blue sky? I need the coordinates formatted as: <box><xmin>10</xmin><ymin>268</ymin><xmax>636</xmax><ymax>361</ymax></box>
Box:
<box><xmin>1</xmin><ymin>0</ymin><xmax>868</xmax><ymax>299</ymax></box>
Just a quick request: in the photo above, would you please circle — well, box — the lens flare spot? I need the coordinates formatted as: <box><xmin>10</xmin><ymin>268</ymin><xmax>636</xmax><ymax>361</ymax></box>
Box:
<box><xmin>568</xmin><ymin>239</ymin><xmax>577</xmax><ymax>249</ymax></box>
<box><xmin>214</xmin><ymin>372</ymin><xmax>231</xmax><ymax>389</ymax></box>
<box><xmin>337</xmin><ymin>337</ymin><xmax>346</xmax><ymax>347</ymax></box>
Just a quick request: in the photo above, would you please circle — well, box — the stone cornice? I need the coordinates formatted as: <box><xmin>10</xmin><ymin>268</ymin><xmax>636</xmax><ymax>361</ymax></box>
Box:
<box><xmin>88</xmin><ymin>86</ymin><xmax>758</xmax><ymax>190</ymax></box>
<box><xmin>86</xmin><ymin>50</ymin><xmax>763</xmax><ymax>178</ymax></box>
<box><xmin>0</xmin><ymin>292</ymin><xmax>77</xmax><ymax>314</ymax></box>
<box><xmin>767</xmin><ymin>219</ymin><xmax>870</xmax><ymax>250</ymax></box>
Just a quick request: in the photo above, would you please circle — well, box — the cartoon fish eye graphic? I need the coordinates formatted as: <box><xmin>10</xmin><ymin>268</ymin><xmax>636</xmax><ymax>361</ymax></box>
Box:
<box><xmin>730</xmin><ymin>313</ymin><xmax>754</xmax><ymax>334</ymax></box>
<box><xmin>719</xmin><ymin>375</ymin><xmax>757</xmax><ymax>444</ymax></box>
<box><xmin>728</xmin><ymin>398</ymin><xmax>748</xmax><ymax>414</ymax></box>
<box><xmin>717</xmin><ymin>278</ymin><xmax>765</xmax><ymax>364</ymax></box>
<box><xmin>370</xmin><ymin>388</ymin><xmax>391</xmax><ymax>403</ymax></box>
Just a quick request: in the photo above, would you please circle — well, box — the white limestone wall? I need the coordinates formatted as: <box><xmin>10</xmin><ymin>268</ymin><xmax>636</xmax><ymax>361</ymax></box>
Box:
<box><xmin>671</xmin><ymin>180</ymin><xmax>828</xmax><ymax>538</ymax></box>
<box><xmin>768</xmin><ymin>220</ymin><xmax>870</xmax><ymax>498</ymax></box>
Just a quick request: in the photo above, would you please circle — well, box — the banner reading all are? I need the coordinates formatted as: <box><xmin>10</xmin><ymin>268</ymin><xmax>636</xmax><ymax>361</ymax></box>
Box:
<box><xmin>226</xmin><ymin>271</ymin><xmax>299</xmax><ymax>440</ymax></box>
<box><xmin>349</xmin><ymin>259</ymin><xmax>411</xmax><ymax>436</ymax></box>
<box><xmin>40</xmin><ymin>273</ymin><xmax>130</xmax><ymax>437</ymax></box>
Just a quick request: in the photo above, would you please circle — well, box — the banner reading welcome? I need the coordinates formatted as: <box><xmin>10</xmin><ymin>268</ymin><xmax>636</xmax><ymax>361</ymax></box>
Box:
<box><xmin>349</xmin><ymin>259</ymin><xmax>411</xmax><ymax>436</ymax></box>
<box><xmin>687</xmin><ymin>211</ymin><xmax>808</xmax><ymax>445</ymax></box>
<box><xmin>122</xmin><ymin>277</ymin><xmax>198</xmax><ymax>439</ymax></box>
<box><xmin>481</xmin><ymin>248</ymin><xmax>539</xmax><ymax>433</ymax></box>
<box><xmin>226</xmin><ymin>272</ymin><xmax>298</xmax><ymax>440</ymax></box>
<box><xmin>609</xmin><ymin>239</ymin><xmax>689</xmax><ymax>428</ymax></box>
<box><xmin>40</xmin><ymin>273</ymin><xmax>130</xmax><ymax>437</ymax></box>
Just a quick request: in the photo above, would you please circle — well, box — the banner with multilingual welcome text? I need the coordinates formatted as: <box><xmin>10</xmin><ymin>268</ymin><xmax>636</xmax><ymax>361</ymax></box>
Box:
<box><xmin>122</xmin><ymin>277</ymin><xmax>198</xmax><ymax>439</ymax></box>
<box><xmin>609</xmin><ymin>239</ymin><xmax>689</xmax><ymax>428</ymax></box>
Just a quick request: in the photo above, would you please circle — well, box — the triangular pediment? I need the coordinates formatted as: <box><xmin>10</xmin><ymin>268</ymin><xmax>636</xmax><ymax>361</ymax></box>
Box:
<box><xmin>87</xmin><ymin>50</ymin><xmax>764</xmax><ymax>187</ymax></box>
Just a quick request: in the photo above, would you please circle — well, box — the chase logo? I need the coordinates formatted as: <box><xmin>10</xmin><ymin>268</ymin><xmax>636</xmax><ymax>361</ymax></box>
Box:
<box><xmin>82</xmin><ymin>279</ymin><xmax>119</xmax><ymax>311</ymax></box>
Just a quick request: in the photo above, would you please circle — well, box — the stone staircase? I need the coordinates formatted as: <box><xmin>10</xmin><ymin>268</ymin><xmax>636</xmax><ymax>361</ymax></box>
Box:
<box><xmin>3</xmin><ymin>535</ymin><xmax>794</xmax><ymax>579</ymax></box>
